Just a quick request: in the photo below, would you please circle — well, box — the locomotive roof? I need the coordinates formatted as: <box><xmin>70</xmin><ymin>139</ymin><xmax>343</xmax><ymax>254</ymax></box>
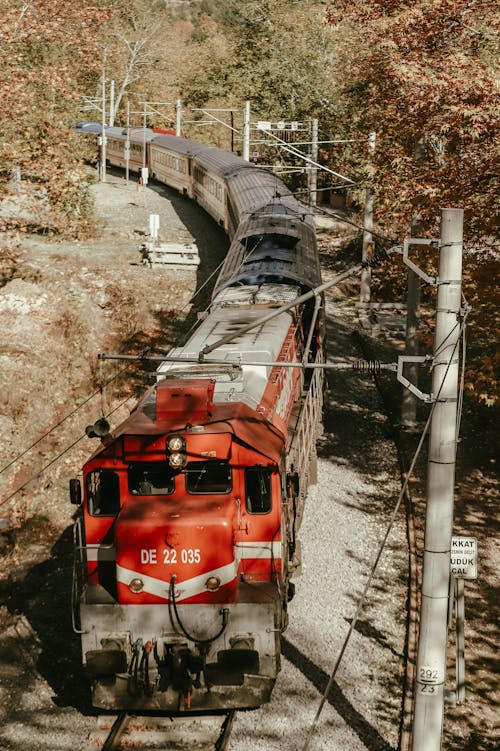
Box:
<box><xmin>157</xmin><ymin>302</ymin><xmax>299</xmax><ymax>409</ymax></box>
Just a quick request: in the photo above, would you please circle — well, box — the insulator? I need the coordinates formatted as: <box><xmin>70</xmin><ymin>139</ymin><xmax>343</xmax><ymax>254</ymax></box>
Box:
<box><xmin>352</xmin><ymin>360</ymin><xmax>382</xmax><ymax>374</ymax></box>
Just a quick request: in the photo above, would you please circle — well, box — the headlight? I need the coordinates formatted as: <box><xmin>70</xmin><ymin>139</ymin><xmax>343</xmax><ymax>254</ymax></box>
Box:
<box><xmin>205</xmin><ymin>576</ymin><xmax>221</xmax><ymax>591</ymax></box>
<box><xmin>166</xmin><ymin>434</ymin><xmax>186</xmax><ymax>468</ymax></box>
<box><xmin>129</xmin><ymin>578</ymin><xmax>144</xmax><ymax>593</ymax></box>
<box><xmin>167</xmin><ymin>435</ymin><xmax>184</xmax><ymax>452</ymax></box>
<box><xmin>169</xmin><ymin>452</ymin><xmax>185</xmax><ymax>468</ymax></box>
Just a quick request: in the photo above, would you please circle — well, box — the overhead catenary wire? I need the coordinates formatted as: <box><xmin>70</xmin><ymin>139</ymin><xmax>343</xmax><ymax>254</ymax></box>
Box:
<box><xmin>99</xmin><ymin>353</ymin><xmax>398</xmax><ymax>372</ymax></box>
<box><xmin>301</xmin><ymin>310</ymin><xmax>469</xmax><ymax>751</ymax></box>
<box><xmin>0</xmin><ymin>224</ymin><xmax>265</xmax><ymax>497</ymax></box>
<box><xmin>456</xmin><ymin>293</ymin><xmax>470</xmax><ymax>437</ymax></box>
<box><xmin>0</xmin><ymin>253</ymin><xmax>229</xmax><ymax>480</ymax></box>
<box><xmin>0</xmin><ymin>358</ymin><xmax>145</xmax><ymax>476</ymax></box>
<box><xmin>0</xmin><ymin>394</ymin><xmax>135</xmax><ymax>511</ymax></box>
<box><xmin>310</xmin><ymin>201</ymin><xmax>401</xmax><ymax>248</ymax></box>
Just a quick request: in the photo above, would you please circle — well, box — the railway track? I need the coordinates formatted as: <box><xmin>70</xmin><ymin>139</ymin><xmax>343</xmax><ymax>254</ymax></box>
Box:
<box><xmin>91</xmin><ymin>711</ymin><xmax>235</xmax><ymax>750</ymax></box>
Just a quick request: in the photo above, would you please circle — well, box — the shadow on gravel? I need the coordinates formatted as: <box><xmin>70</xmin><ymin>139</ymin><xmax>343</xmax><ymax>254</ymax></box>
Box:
<box><xmin>0</xmin><ymin>522</ymin><xmax>94</xmax><ymax>714</ymax></box>
<box><xmin>146</xmin><ymin>179</ymin><xmax>230</xmax><ymax>310</ymax></box>
<box><xmin>282</xmin><ymin>637</ymin><xmax>394</xmax><ymax>751</ymax></box>
<box><xmin>319</xmin><ymin>314</ymin><xmax>400</xmax><ymax>514</ymax></box>
<box><xmin>345</xmin><ymin>618</ymin><xmax>403</xmax><ymax>660</ymax></box>
<box><xmin>352</xmin><ymin>326</ymin><xmax>500</xmax><ymax>750</ymax></box>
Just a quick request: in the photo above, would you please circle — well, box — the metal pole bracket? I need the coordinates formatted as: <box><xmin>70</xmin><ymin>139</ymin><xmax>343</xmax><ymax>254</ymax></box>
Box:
<box><xmin>397</xmin><ymin>355</ymin><xmax>434</xmax><ymax>403</ymax></box>
<box><xmin>403</xmin><ymin>238</ymin><xmax>440</xmax><ymax>286</ymax></box>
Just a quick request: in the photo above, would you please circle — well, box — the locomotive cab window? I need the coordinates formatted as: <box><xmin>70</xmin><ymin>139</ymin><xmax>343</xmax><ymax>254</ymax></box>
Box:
<box><xmin>128</xmin><ymin>462</ymin><xmax>175</xmax><ymax>496</ymax></box>
<box><xmin>87</xmin><ymin>469</ymin><xmax>120</xmax><ymax>517</ymax></box>
<box><xmin>245</xmin><ymin>466</ymin><xmax>272</xmax><ymax>514</ymax></box>
<box><xmin>185</xmin><ymin>461</ymin><xmax>232</xmax><ymax>494</ymax></box>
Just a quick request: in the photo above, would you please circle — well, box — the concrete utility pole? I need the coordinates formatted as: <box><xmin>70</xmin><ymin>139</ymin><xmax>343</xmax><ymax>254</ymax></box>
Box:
<box><xmin>142</xmin><ymin>101</ymin><xmax>147</xmax><ymax>169</ymax></box>
<box><xmin>360</xmin><ymin>132</ymin><xmax>376</xmax><ymax>303</ymax></box>
<box><xmin>243</xmin><ymin>100</ymin><xmax>251</xmax><ymax>161</ymax></box>
<box><xmin>100</xmin><ymin>72</ymin><xmax>107</xmax><ymax>183</ymax></box>
<box><xmin>109</xmin><ymin>79</ymin><xmax>115</xmax><ymax>127</ymax></box>
<box><xmin>176</xmin><ymin>99</ymin><xmax>182</xmax><ymax>136</ymax></box>
<box><xmin>412</xmin><ymin>208</ymin><xmax>464</xmax><ymax>751</ymax></box>
<box><xmin>308</xmin><ymin>118</ymin><xmax>318</xmax><ymax>208</ymax></box>
<box><xmin>125</xmin><ymin>101</ymin><xmax>130</xmax><ymax>187</ymax></box>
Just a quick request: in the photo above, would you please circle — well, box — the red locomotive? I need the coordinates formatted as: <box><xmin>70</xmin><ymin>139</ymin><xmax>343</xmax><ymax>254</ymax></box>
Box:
<box><xmin>71</xmin><ymin>129</ymin><xmax>324</xmax><ymax>712</ymax></box>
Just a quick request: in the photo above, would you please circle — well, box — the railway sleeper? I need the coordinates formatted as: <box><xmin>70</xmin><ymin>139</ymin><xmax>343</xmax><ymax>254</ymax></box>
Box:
<box><xmin>91</xmin><ymin>711</ymin><xmax>235</xmax><ymax>751</ymax></box>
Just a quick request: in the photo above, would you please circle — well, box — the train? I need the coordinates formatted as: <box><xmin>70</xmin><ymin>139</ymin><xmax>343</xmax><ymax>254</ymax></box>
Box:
<box><xmin>71</xmin><ymin>122</ymin><xmax>325</xmax><ymax>713</ymax></box>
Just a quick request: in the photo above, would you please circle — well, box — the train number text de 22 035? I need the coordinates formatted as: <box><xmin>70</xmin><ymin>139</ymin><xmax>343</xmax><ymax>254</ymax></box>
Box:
<box><xmin>140</xmin><ymin>548</ymin><xmax>201</xmax><ymax>565</ymax></box>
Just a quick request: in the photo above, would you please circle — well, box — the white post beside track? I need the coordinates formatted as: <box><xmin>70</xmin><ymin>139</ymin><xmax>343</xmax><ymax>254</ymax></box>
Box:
<box><xmin>243</xmin><ymin>100</ymin><xmax>251</xmax><ymax>161</ymax></box>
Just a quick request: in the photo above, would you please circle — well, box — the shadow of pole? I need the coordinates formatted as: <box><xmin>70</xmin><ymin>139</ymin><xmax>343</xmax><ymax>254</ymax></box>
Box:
<box><xmin>282</xmin><ymin>637</ymin><xmax>395</xmax><ymax>751</ymax></box>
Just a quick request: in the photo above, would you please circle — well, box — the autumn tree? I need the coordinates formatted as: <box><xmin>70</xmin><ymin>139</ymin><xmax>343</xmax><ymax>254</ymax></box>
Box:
<box><xmin>179</xmin><ymin>0</ymin><xmax>336</xmax><ymax>123</ymax></box>
<box><xmin>325</xmin><ymin>0</ymin><xmax>499</xmax><ymax>238</ymax></box>
<box><xmin>325</xmin><ymin>0</ymin><xmax>499</xmax><ymax>403</ymax></box>
<box><xmin>106</xmin><ymin>1</ymin><xmax>166</xmax><ymax>123</ymax></box>
<box><xmin>0</xmin><ymin>0</ymin><xmax>116</xmax><ymax>234</ymax></box>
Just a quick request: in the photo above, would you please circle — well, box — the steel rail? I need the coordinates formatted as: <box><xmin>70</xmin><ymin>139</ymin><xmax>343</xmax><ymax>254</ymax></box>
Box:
<box><xmin>102</xmin><ymin>712</ymin><xmax>129</xmax><ymax>751</ymax></box>
<box><xmin>216</xmin><ymin>711</ymin><xmax>236</xmax><ymax>751</ymax></box>
<box><xmin>95</xmin><ymin>711</ymin><xmax>235</xmax><ymax>751</ymax></box>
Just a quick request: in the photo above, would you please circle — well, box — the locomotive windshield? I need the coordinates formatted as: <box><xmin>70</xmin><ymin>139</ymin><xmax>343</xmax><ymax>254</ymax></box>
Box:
<box><xmin>185</xmin><ymin>461</ymin><xmax>232</xmax><ymax>494</ymax></box>
<box><xmin>128</xmin><ymin>462</ymin><xmax>175</xmax><ymax>496</ymax></box>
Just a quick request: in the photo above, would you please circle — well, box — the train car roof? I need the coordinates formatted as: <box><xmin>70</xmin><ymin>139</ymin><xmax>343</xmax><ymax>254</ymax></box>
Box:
<box><xmin>225</xmin><ymin>167</ymin><xmax>301</xmax><ymax>219</ymax></box>
<box><xmin>193</xmin><ymin>147</ymin><xmax>252</xmax><ymax>178</ymax></box>
<box><xmin>150</xmin><ymin>135</ymin><xmax>258</xmax><ymax>181</ymax></box>
<box><xmin>105</xmin><ymin>126</ymin><xmax>157</xmax><ymax>143</ymax></box>
<box><xmin>212</xmin><ymin>206</ymin><xmax>320</xmax><ymax>297</ymax></box>
<box><xmin>150</xmin><ymin>134</ymin><xmax>214</xmax><ymax>158</ymax></box>
<box><xmin>75</xmin><ymin>121</ymin><xmax>102</xmax><ymax>133</ymax></box>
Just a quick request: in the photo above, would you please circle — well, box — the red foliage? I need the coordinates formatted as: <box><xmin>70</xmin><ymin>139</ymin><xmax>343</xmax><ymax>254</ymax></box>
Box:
<box><xmin>325</xmin><ymin>0</ymin><xmax>499</xmax><ymax>240</ymax></box>
<box><xmin>326</xmin><ymin>0</ymin><xmax>499</xmax><ymax>404</ymax></box>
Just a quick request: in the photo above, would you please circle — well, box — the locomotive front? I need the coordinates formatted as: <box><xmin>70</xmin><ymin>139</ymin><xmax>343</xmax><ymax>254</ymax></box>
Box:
<box><xmin>72</xmin><ymin>378</ymin><xmax>286</xmax><ymax>711</ymax></box>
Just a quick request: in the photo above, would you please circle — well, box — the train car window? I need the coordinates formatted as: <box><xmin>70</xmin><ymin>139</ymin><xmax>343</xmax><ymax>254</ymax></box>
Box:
<box><xmin>128</xmin><ymin>462</ymin><xmax>175</xmax><ymax>495</ymax></box>
<box><xmin>193</xmin><ymin>166</ymin><xmax>206</xmax><ymax>185</ymax></box>
<box><xmin>87</xmin><ymin>469</ymin><xmax>120</xmax><ymax>517</ymax></box>
<box><xmin>185</xmin><ymin>461</ymin><xmax>232</xmax><ymax>494</ymax></box>
<box><xmin>226</xmin><ymin>198</ymin><xmax>237</xmax><ymax>230</ymax></box>
<box><xmin>245</xmin><ymin>467</ymin><xmax>272</xmax><ymax>514</ymax></box>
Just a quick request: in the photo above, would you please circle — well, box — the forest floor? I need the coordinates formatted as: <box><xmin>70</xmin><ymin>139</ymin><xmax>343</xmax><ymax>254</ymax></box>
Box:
<box><xmin>0</xmin><ymin>170</ymin><xmax>497</xmax><ymax>750</ymax></box>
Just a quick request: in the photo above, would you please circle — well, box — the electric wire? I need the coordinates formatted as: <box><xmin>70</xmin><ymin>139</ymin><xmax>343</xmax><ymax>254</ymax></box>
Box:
<box><xmin>169</xmin><ymin>576</ymin><xmax>228</xmax><ymax>645</ymax></box>
<box><xmin>2</xmin><ymin>230</ymin><xmax>271</xmax><ymax>507</ymax></box>
<box><xmin>456</xmin><ymin>294</ymin><xmax>470</xmax><ymax>437</ymax></box>
<box><xmin>0</xmin><ymin>358</ymin><xmax>145</xmax><ymax>476</ymax></box>
<box><xmin>0</xmin><ymin>394</ymin><xmax>134</xmax><ymax>511</ymax></box>
<box><xmin>301</xmin><ymin>314</ymin><xmax>469</xmax><ymax>750</ymax></box>
<box><xmin>0</xmin><ymin>246</ymin><xmax>229</xmax><ymax>481</ymax></box>
<box><xmin>311</xmin><ymin>203</ymin><xmax>401</xmax><ymax>247</ymax></box>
